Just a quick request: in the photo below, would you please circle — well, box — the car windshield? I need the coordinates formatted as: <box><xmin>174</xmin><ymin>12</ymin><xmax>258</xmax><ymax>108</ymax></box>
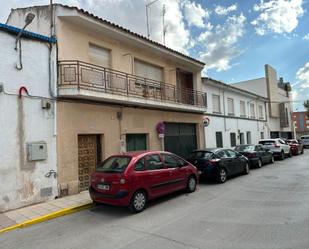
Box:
<box><xmin>235</xmin><ymin>145</ymin><xmax>254</xmax><ymax>152</ymax></box>
<box><xmin>190</xmin><ymin>151</ymin><xmax>213</xmax><ymax>159</ymax></box>
<box><xmin>259</xmin><ymin>140</ymin><xmax>275</xmax><ymax>145</ymax></box>
<box><xmin>96</xmin><ymin>156</ymin><xmax>132</xmax><ymax>173</ymax></box>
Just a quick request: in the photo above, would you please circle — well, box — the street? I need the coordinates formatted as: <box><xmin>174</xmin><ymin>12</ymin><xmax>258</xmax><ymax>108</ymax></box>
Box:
<box><xmin>1</xmin><ymin>152</ymin><xmax>309</xmax><ymax>249</ymax></box>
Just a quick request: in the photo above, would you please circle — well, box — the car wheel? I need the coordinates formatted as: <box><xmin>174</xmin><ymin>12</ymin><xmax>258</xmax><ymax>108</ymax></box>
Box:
<box><xmin>288</xmin><ymin>150</ymin><xmax>292</xmax><ymax>158</ymax></box>
<box><xmin>257</xmin><ymin>159</ymin><xmax>262</xmax><ymax>168</ymax></box>
<box><xmin>270</xmin><ymin>156</ymin><xmax>275</xmax><ymax>164</ymax></box>
<box><xmin>186</xmin><ymin>176</ymin><xmax>197</xmax><ymax>193</ymax></box>
<box><xmin>129</xmin><ymin>190</ymin><xmax>147</xmax><ymax>213</ymax></box>
<box><xmin>217</xmin><ymin>168</ymin><xmax>227</xmax><ymax>184</ymax></box>
<box><xmin>280</xmin><ymin>151</ymin><xmax>285</xmax><ymax>160</ymax></box>
<box><xmin>243</xmin><ymin>162</ymin><xmax>250</xmax><ymax>175</ymax></box>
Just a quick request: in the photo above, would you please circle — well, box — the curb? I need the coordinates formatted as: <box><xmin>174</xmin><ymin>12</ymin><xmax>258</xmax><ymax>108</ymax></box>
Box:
<box><xmin>0</xmin><ymin>203</ymin><xmax>94</xmax><ymax>234</ymax></box>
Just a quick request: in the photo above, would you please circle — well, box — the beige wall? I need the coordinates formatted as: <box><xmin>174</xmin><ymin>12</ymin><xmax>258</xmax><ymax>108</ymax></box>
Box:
<box><xmin>56</xmin><ymin>19</ymin><xmax>202</xmax><ymax>89</ymax></box>
<box><xmin>57</xmin><ymin>101</ymin><xmax>204</xmax><ymax>195</ymax></box>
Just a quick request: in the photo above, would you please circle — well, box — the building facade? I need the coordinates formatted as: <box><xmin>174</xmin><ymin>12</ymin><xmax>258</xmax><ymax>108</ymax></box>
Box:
<box><xmin>7</xmin><ymin>4</ymin><xmax>207</xmax><ymax>196</ymax></box>
<box><xmin>232</xmin><ymin>65</ymin><xmax>293</xmax><ymax>139</ymax></box>
<box><xmin>203</xmin><ymin>78</ymin><xmax>268</xmax><ymax>148</ymax></box>
<box><xmin>0</xmin><ymin>24</ymin><xmax>57</xmax><ymax>211</ymax></box>
<box><xmin>292</xmin><ymin>111</ymin><xmax>309</xmax><ymax>138</ymax></box>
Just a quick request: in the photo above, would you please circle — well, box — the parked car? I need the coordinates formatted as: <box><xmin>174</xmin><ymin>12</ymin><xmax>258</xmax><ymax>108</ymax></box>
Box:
<box><xmin>234</xmin><ymin>144</ymin><xmax>274</xmax><ymax>168</ymax></box>
<box><xmin>286</xmin><ymin>139</ymin><xmax>304</xmax><ymax>155</ymax></box>
<box><xmin>300</xmin><ymin>135</ymin><xmax>309</xmax><ymax>148</ymax></box>
<box><xmin>89</xmin><ymin>151</ymin><xmax>199</xmax><ymax>213</ymax></box>
<box><xmin>258</xmin><ymin>138</ymin><xmax>291</xmax><ymax>160</ymax></box>
<box><xmin>187</xmin><ymin>148</ymin><xmax>249</xmax><ymax>184</ymax></box>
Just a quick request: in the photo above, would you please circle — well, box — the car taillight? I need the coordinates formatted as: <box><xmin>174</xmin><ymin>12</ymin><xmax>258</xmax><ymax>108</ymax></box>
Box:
<box><xmin>274</xmin><ymin>143</ymin><xmax>280</xmax><ymax>148</ymax></box>
<box><xmin>209</xmin><ymin>159</ymin><xmax>220</xmax><ymax>165</ymax></box>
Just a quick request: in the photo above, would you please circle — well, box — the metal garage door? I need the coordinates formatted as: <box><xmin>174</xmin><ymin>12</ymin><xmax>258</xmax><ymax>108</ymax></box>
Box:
<box><xmin>164</xmin><ymin>123</ymin><xmax>197</xmax><ymax>159</ymax></box>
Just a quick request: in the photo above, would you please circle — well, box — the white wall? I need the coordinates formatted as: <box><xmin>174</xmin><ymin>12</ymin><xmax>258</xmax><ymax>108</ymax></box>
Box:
<box><xmin>0</xmin><ymin>31</ymin><xmax>57</xmax><ymax>211</ymax></box>
<box><xmin>203</xmin><ymin>80</ymin><xmax>268</xmax><ymax>148</ymax></box>
<box><xmin>232</xmin><ymin>78</ymin><xmax>267</xmax><ymax>98</ymax></box>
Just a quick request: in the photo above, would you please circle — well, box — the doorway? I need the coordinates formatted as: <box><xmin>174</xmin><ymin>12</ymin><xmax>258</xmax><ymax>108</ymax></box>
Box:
<box><xmin>176</xmin><ymin>69</ymin><xmax>194</xmax><ymax>104</ymax></box>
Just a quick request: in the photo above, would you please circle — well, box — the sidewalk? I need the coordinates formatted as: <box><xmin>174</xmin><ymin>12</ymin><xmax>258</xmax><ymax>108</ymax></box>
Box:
<box><xmin>0</xmin><ymin>191</ymin><xmax>92</xmax><ymax>234</ymax></box>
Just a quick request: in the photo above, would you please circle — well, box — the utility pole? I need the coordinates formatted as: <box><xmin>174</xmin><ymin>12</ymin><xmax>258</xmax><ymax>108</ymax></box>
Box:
<box><xmin>146</xmin><ymin>0</ymin><xmax>160</xmax><ymax>39</ymax></box>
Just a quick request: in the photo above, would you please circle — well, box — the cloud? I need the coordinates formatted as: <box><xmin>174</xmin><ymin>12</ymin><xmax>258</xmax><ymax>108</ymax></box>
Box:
<box><xmin>214</xmin><ymin>3</ymin><xmax>237</xmax><ymax>16</ymax></box>
<box><xmin>251</xmin><ymin>0</ymin><xmax>304</xmax><ymax>35</ymax></box>
<box><xmin>182</xmin><ymin>0</ymin><xmax>209</xmax><ymax>28</ymax></box>
<box><xmin>198</xmin><ymin>13</ymin><xmax>246</xmax><ymax>72</ymax></box>
<box><xmin>303</xmin><ymin>34</ymin><xmax>309</xmax><ymax>40</ymax></box>
<box><xmin>296</xmin><ymin>62</ymin><xmax>309</xmax><ymax>89</ymax></box>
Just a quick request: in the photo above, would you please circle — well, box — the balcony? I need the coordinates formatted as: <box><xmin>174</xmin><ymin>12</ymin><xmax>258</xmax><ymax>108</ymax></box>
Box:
<box><xmin>58</xmin><ymin>60</ymin><xmax>207</xmax><ymax>113</ymax></box>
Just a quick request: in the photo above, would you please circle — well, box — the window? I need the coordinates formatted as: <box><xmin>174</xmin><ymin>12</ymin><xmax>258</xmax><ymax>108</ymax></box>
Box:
<box><xmin>134</xmin><ymin>157</ymin><xmax>145</xmax><ymax>171</ymax></box>
<box><xmin>89</xmin><ymin>44</ymin><xmax>110</xmax><ymax>68</ymax></box>
<box><xmin>212</xmin><ymin>94</ymin><xmax>221</xmax><ymax>113</ymax></box>
<box><xmin>97</xmin><ymin>156</ymin><xmax>131</xmax><ymax>173</ymax></box>
<box><xmin>134</xmin><ymin>59</ymin><xmax>163</xmax><ymax>82</ymax></box>
<box><xmin>240</xmin><ymin>100</ymin><xmax>246</xmax><ymax>117</ymax></box>
<box><xmin>250</xmin><ymin>103</ymin><xmax>255</xmax><ymax>118</ymax></box>
<box><xmin>162</xmin><ymin>154</ymin><xmax>180</xmax><ymax>168</ymax></box>
<box><xmin>145</xmin><ymin>154</ymin><xmax>163</xmax><ymax>170</ymax></box>
<box><xmin>126</xmin><ymin>134</ymin><xmax>147</xmax><ymax>152</ymax></box>
<box><xmin>240</xmin><ymin>133</ymin><xmax>245</xmax><ymax>144</ymax></box>
<box><xmin>217</xmin><ymin>150</ymin><xmax>228</xmax><ymax>158</ymax></box>
<box><xmin>259</xmin><ymin>105</ymin><xmax>264</xmax><ymax>119</ymax></box>
<box><xmin>226</xmin><ymin>149</ymin><xmax>237</xmax><ymax>158</ymax></box>
<box><xmin>230</xmin><ymin>133</ymin><xmax>236</xmax><ymax>147</ymax></box>
<box><xmin>246</xmin><ymin>131</ymin><xmax>252</xmax><ymax>144</ymax></box>
<box><xmin>260</xmin><ymin>132</ymin><xmax>264</xmax><ymax>139</ymax></box>
<box><xmin>216</xmin><ymin>132</ymin><xmax>223</xmax><ymax>148</ymax></box>
<box><xmin>227</xmin><ymin>98</ymin><xmax>234</xmax><ymax>115</ymax></box>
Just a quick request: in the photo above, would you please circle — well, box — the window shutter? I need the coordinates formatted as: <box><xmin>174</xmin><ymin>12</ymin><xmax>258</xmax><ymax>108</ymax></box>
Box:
<box><xmin>89</xmin><ymin>44</ymin><xmax>110</xmax><ymax>68</ymax></box>
<box><xmin>134</xmin><ymin>59</ymin><xmax>163</xmax><ymax>82</ymax></box>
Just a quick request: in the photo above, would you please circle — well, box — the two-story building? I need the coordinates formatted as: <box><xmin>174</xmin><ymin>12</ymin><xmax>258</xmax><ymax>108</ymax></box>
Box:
<box><xmin>7</xmin><ymin>4</ymin><xmax>207</xmax><ymax>196</ymax></box>
<box><xmin>0</xmin><ymin>23</ymin><xmax>57</xmax><ymax>211</ymax></box>
<box><xmin>232</xmin><ymin>64</ymin><xmax>293</xmax><ymax>139</ymax></box>
<box><xmin>203</xmin><ymin>78</ymin><xmax>268</xmax><ymax>148</ymax></box>
<box><xmin>292</xmin><ymin>111</ymin><xmax>309</xmax><ymax>138</ymax></box>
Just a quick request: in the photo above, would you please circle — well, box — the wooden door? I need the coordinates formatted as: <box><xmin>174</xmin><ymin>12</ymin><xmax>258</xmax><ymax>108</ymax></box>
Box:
<box><xmin>78</xmin><ymin>135</ymin><xmax>98</xmax><ymax>192</ymax></box>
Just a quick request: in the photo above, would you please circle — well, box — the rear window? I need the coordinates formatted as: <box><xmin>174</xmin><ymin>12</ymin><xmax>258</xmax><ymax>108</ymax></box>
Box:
<box><xmin>235</xmin><ymin>145</ymin><xmax>254</xmax><ymax>152</ymax></box>
<box><xmin>259</xmin><ymin>140</ymin><xmax>275</xmax><ymax>145</ymax></box>
<box><xmin>190</xmin><ymin>151</ymin><xmax>213</xmax><ymax>159</ymax></box>
<box><xmin>96</xmin><ymin>156</ymin><xmax>131</xmax><ymax>173</ymax></box>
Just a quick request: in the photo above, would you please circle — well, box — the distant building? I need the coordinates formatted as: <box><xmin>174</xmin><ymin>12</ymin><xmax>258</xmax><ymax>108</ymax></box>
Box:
<box><xmin>232</xmin><ymin>64</ymin><xmax>293</xmax><ymax>139</ymax></box>
<box><xmin>292</xmin><ymin>111</ymin><xmax>309</xmax><ymax>138</ymax></box>
<box><xmin>203</xmin><ymin>78</ymin><xmax>268</xmax><ymax>148</ymax></box>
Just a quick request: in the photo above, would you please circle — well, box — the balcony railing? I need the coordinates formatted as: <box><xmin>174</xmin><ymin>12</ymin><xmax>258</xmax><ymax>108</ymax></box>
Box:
<box><xmin>58</xmin><ymin>60</ymin><xmax>207</xmax><ymax>108</ymax></box>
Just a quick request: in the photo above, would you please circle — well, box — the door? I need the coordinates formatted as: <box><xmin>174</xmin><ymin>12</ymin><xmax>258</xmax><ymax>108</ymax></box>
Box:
<box><xmin>78</xmin><ymin>135</ymin><xmax>101</xmax><ymax>192</ymax></box>
<box><xmin>161</xmin><ymin>153</ymin><xmax>187</xmax><ymax>191</ymax></box>
<box><xmin>225</xmin><ymin>149</ymin><xmax>243</xmax><ymax>174</ymax></box>
<box><xmin>126</xmin><ymin>134</ymin><xmax>147</xmax><ymax>152</ymax></box>
<box><xmin>177</xmin><ymin>69</ymin><xmax>194</xmax><ymax>104</ymax></box>
<box><xmin>216</xmin><ymin>150</ymin><xmax>233</xmax><ymax>176</ymax></box>
<box><xmin>164</xmin><ymin>123</ymin><xmax>197</xmax><ymax>159</ymax></box>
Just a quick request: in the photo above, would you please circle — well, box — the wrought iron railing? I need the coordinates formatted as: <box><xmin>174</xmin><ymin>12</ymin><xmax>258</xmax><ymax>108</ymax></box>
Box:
<box><xmin>58</xmin><ymin>60</ymin><xmax>207</xmax><ymax>108</ymax></box>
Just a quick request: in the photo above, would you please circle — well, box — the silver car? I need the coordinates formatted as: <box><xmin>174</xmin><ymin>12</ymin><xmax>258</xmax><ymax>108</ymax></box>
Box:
<box><xmin>258</xmin><ymin>138</ymin><xmax>291</xmax><ymax>160</ymax></box>
<box><xmin>300</xmin><ymin>135</ymin><xmax>309</xmax><ymax>148</ymax></box>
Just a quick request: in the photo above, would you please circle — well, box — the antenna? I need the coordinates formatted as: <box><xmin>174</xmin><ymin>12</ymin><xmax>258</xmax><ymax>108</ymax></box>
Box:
<box><xmin>145</xmin><ymin>0</ymin><xmax>160</xmax><ymax>39</ymax></box>
<box><xmin>162</xmin><ymin>4</ymin><xmax>166</xmax><ymax>45</ymax></box>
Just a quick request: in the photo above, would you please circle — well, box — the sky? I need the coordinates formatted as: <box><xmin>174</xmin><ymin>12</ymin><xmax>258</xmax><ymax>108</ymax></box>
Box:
<box><xmin>0</xmin><ymin>0</ymin><xmax>308</xmax><ymax>111</ymax></box>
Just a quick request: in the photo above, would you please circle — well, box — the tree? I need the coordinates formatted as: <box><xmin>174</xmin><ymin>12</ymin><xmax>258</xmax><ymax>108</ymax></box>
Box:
<box><xmin>304</xmin><ymin>100</ymin><xmax>309</xmax><ymax>118</ymax></box>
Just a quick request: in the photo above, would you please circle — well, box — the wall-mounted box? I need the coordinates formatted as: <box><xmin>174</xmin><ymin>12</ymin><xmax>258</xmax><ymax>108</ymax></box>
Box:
<box><xmin>27</xmin><ymin>142</ymin><xmax>47</xmax><ymax>161</ymax></box>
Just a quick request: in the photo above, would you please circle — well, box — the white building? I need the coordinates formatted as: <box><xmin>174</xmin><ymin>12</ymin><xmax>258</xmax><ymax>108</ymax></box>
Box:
<box><xmin>232</xmin><ymin>64</ymin><xmax>293</xmax><ymax>139</ymax></box>
<box><xmin>203</xmin><ymin>78</ymin><xmax>269</xmax><ymax>148</ymax></box>
<box><xmin>0</xmin><ymin>23</ymin><xmax>58</xmax><ymax>211</ymax></box>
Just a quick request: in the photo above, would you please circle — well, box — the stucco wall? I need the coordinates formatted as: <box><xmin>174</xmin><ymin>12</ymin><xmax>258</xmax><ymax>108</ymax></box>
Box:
<box><xmin>0</xmin><ymin>31</ymin><xmax>57</xmax><ymax>211</ymax></box>
<box><xmin>57</xmin><ymin>101</ymin><xmax>204</xmax><ymax>195</ymax></box>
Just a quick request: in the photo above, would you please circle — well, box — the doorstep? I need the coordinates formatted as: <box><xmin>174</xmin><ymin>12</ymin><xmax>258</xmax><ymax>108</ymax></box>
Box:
<box><xmin>0</xmin><ymin>191</ymin><xmax>93</xmax><ymax>234</ymax></box>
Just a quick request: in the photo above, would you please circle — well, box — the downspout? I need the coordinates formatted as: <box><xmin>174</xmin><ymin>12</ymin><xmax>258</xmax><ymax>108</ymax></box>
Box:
<box><xmin>222</xmin><ymin>89</ymin><xmax>227</xmax><ymax>132</ymax></box>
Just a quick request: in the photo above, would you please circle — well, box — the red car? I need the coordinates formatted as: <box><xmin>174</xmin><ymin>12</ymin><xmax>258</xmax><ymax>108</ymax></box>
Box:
<box><xmin>89</xmin><ymin>151</ymin><xmax>199</xmax><ymax>213</ymax></box>
<box><xmin>286</xmin><ymin>139</ymin><xmax>304</xmax><ymax>155</ymax></box>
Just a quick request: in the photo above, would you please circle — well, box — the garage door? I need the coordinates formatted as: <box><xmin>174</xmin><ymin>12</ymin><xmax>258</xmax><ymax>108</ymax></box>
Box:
<box><xmin>164</xmin><ymin>123</ymin><xmax>197</xmax><ymax>159</ymax></box>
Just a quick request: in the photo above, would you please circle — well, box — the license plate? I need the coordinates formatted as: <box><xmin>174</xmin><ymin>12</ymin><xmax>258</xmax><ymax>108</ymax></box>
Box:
<box><xmin>97</xmin><ymin>184</ymin><xmax>110</xmax><ymax>190</ymax></box>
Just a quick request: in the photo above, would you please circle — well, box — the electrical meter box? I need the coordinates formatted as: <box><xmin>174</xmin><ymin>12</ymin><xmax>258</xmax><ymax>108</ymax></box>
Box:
<box><xmin>27</xmin><ymin>142</ymin><xmax>47</xmax><ymax>161</ymax></box>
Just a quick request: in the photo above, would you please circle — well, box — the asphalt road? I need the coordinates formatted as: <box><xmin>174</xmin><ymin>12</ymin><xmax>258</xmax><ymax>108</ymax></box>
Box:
<box><xmin>1</xmin><ymin>151</ymin><xmax>309</xmax><ymax>249</ymax></box>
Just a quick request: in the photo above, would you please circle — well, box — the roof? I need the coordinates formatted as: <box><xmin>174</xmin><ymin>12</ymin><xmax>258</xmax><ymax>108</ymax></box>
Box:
<box><xmin>0</xmin><ymin>23</ymin><xmax>56</xmax><ymax>43</ymax></box>
<box><xmin>11</xmin><ymin>4</ymin><xmax>204</xmax><ymax>66</ymax></box>
<box><xmin>203</xmin><ymin>77</ymin><xmax>268</xmax><ymax>100</ymax></box>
